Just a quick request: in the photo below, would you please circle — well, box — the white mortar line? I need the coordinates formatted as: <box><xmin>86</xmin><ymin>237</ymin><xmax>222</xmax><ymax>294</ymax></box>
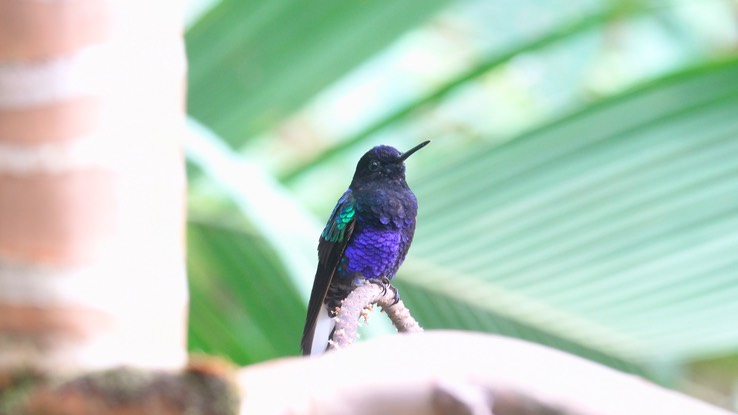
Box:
<box><xmin>0</xmin><ymin>38</ymin><xmax>186</xmax><ymax>109</ymax></box>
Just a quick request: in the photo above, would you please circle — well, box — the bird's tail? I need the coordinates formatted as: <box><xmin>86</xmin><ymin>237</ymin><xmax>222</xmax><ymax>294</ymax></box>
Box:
<box><xmin>307</xmin><ymin>306</ymin><xmax>335</xmax><ymax>356</ymax></box>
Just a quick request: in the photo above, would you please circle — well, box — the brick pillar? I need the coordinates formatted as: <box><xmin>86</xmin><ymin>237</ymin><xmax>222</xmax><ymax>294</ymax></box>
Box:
<box><xmin>0</xmin><ymin>0</ymin><xmax>188</xmax><ymax>371</ymax></box>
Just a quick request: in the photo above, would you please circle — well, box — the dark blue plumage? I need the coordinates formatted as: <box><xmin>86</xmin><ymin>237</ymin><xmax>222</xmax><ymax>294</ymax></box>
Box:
<box><xmin>301</xmin><ymin>141</ymin><xmax>429</xmax><ymax>356</ymax></box>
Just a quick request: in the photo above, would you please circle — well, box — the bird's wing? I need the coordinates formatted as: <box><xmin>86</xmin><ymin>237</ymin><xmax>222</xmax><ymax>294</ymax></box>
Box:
<box><xmin>301</xmin><ymin>190</ymin><xmax>357</xmax><ymax>355</ymax></box>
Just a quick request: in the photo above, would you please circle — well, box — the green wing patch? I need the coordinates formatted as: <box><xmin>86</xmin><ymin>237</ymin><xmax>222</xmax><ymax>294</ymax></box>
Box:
<box><xmin>321</xmin><ymin>193</ymin><xmax>356</xmax><ymax>243</ymax></box>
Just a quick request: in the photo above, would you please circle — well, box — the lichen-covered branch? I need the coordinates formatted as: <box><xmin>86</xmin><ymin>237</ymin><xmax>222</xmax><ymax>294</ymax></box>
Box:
<box><xmin>329</xmin><ymin>283</ymin><xmax>422</xmax><ymax>351</ymax></box>
<box><xmin>0</xmin><ymin>358</ymin><xmax>240</xmax><ymax>415</ymax></box>
<box><xmin>379</xmin><ymin>293</ymin><xmax>423</xmax><ymax>334</ymax></box>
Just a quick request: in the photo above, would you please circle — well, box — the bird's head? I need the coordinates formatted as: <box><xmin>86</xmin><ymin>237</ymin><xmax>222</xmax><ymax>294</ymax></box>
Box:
<box><xmin>350</xmin><ymin>140</ymin><xmax>430</xmax><ymax>188</ymax></box>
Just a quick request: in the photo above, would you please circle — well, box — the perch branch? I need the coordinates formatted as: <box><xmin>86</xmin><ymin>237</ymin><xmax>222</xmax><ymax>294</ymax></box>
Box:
<box><xmin>329</xmin><ymin>283</ymin><xmax>422</xmax><ymax>351</ymax></box>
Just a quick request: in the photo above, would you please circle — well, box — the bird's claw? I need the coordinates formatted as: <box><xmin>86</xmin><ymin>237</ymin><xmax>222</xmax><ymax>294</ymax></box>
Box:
<box><xmin>388</xmin><ymin>284</ymin><xmax>401</xmax><ymax>305</ymax></box>
<box><xmin>368</xmin><ymin>277</ymin><xmax>389</xmax><ymax>296</ymax></box>
<box><xmin>369</xmin><ymin>277</ymin><xmax>400</xmax><ymax>305</ymax></box>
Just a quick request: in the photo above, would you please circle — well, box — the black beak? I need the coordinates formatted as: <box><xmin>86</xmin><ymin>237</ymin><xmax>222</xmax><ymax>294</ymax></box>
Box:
<box><xmin>400</xmin><ymin>140</ymin><xmax>430</xmax><ymax>161</ymax></box>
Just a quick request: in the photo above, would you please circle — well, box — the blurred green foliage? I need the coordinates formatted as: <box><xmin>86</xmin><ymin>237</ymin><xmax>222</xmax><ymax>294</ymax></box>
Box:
<box><xmin>184</xmin><ymin>0</ymin><xmax>738</xmax><ymax>405</ymax></box>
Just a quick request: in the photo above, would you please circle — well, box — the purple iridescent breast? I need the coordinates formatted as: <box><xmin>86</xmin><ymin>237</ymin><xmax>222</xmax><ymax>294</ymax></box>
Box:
<box><xmin>340</xmin><ymin>226</ymin><xmax>407</xmax><ymax>280</ymax></box>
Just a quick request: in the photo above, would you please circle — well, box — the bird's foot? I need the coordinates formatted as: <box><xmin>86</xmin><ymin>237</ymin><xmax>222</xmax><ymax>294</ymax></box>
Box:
<box><xmin>388</xmin><ymin>284</ymin><xmax>401</xmax><ymax>305</ymax></box>
<box><xmin>369</xmin><ymin>277</ymin><xmax>400</xmax><ymax>305</ymax></box>
<box><xmin>368</xmin><ymin>277</ymin><xmax>389</xmax><ymax>296</ymax></box>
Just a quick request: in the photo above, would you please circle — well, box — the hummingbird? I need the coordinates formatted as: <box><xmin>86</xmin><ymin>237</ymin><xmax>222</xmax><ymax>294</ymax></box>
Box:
<box><xmin>301</xmin><ymin>140</ymin><xmax>430</xmax><ymax>356</ymax></box>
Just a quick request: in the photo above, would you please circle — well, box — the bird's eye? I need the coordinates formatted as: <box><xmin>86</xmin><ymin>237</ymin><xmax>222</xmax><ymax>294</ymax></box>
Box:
<box><xmin>369</xmin><ymin>160</ymin><xmax>380</xmax><ymax>172</ymax></box>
